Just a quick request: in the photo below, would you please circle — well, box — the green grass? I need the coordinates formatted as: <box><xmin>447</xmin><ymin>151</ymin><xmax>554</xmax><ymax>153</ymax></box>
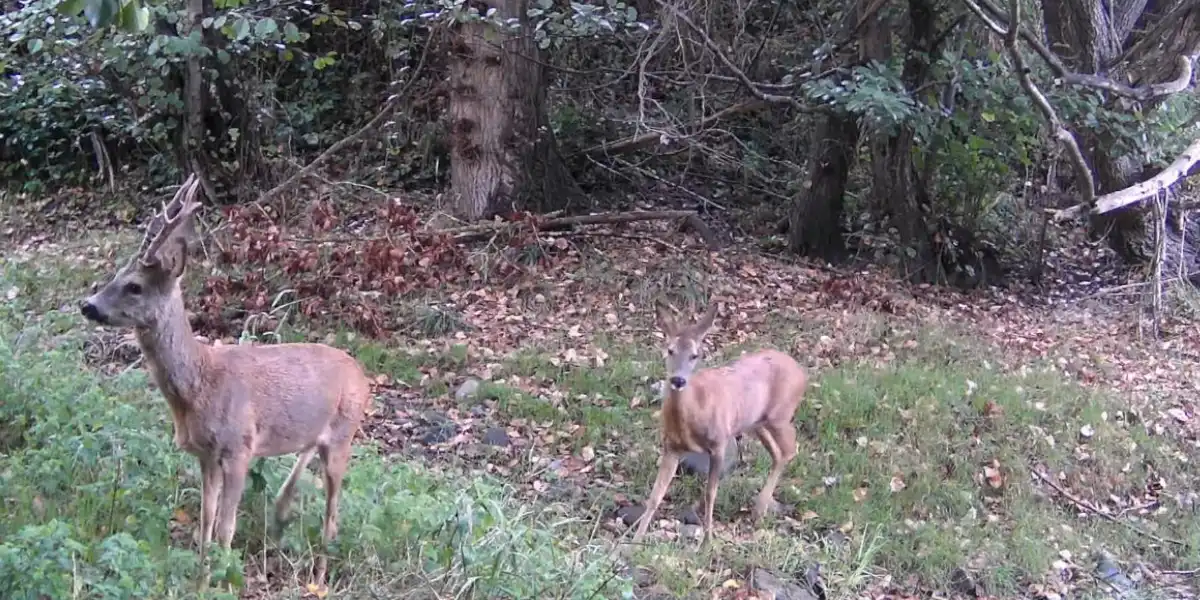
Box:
<box><xmin>5</xmin><ymin>230</ymin><xmax>1200</xmax><ymax>599</ymax></box>
<box><xmin>460</xmin><ymin>334</ymin><xmax>1200</xmax><ymax>597</ymax></box>
<box><xmin>0</xmin><ymin>242</ymin><xmax>632</xmax><ymax>599</ymax></box>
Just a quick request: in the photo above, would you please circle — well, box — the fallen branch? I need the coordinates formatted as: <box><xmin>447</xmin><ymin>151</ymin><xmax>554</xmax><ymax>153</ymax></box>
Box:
<box><xmin>1033</xmin><ymin>468</ymin><xmax>1187</xmax><ymax>548</ymax></box>
<box><xmin>1053</xmin><ymin>136</ymin><xmax>1200</xmax><ymax>220</ymax></box>
<box><xmin>442</xmin><ymin>210</ymin><xmax>722</xmax><ymax>248</ymax></box>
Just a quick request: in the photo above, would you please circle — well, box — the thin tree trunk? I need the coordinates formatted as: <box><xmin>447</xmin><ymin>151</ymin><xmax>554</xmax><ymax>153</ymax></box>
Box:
<box><xmin>790</xmin><ymin>114</ymin><xmax>859</xmax><ymax>261</ymax></box>
<box><xmin>447</xmin><ymin>0</ymin><xmax>583</xmax><ymax>220</ymax></box>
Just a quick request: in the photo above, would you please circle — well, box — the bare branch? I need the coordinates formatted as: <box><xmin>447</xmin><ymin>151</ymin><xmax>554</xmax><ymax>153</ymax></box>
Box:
<box><xmin>577</xmin><ymin>99</ymin><xmax>767</xmax><ymax>157</ymax></box>
<box><xmin>973</xmin><ymin>0</ymin><xmax>1199</xmax><ymax>102</ymax></box>
<box><xmin>652</xmin><ymin>0</ymin><xmax>815</xmax><ymax>113</ymax></box>
<box><xmin>995</xmin><ymin>0</ymin><xmax>1096</xmax><ymax>212</ymax></box>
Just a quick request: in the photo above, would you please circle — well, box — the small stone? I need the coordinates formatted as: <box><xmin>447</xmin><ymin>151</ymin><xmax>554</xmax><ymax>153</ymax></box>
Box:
<box><xmin>749</xmin><ymin>568</ymin><xmax>819</xmax><ymax>600</ymax></box>
<box><xmin>455</xmin><ymin>378</ymin><xmax>482</xmax><ymax>401</ymax></box>
<box><xmin>679</xmin><ymin>443</ymin><xmax>739</xmax><ymax>478</ymax></box>
<box><xmin>616</xmin><ymin>504</ymin><xmax>646</xmax><ymax>527</ymax></box>
<box><xmin>482</xmin><ymin>427</ymin><xmax>510</xmax><ymax>447</ymax></box>
<box><xmin>580</xmin><ymin>445</ymin><xmax>595</xmax><ymax>461</ymax></box>
<box><xmin>421</xmin><ymin>423</ymin><xmax>455</xmax><ymax>445</ymax></box>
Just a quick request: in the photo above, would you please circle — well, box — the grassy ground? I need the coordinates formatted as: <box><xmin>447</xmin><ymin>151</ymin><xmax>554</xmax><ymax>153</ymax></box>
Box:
<box><xmin>3</xmin><ymin>225</ymin><xmax>1200</xmax><ymax>599</ymax></box>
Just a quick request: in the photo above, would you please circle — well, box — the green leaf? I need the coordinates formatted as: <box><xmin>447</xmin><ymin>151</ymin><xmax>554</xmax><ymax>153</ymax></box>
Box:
<box><xmin>980</xmin><ymin>111</ymin><xmax>996</xmax><ymax>123</ymax></box>
<box><xmin>253</xmin><ymin>17</ymin><xmax>278</xmax><ymax>37</ymax></box>
<box><xmin>26</xmin><ymin>38</ymin><xmax>43</xmax><ymax>53</ymax></box>
<box><xmin>82</xmin><ymin>0</ymin><xmax>121</xmax><ymax>28</ymax></box>
<box><xmin>283</xmin><ymin>21</ymin><xmax>300</xmax><ymax>41</ymax></box>
<box><xmin>233</xmin><ymin>17</ymin><xmax>250</xmax><ymax>40</ymax></box>
<box><xmin>57</xmin><ymin>0</ymin><xmax>87</xmax><ymax>17</ymax></box>
<box><xmin>116</xmin><ymin>0</ymin><xmax>145</xmax><ymax>32</ymax></box>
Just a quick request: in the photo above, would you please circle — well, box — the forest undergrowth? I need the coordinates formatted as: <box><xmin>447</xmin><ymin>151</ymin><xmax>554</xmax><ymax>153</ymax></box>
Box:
<box><xmin>3</xmin><ymin>191</ymin><xmax>1200</xmax><ymax>600</ymax></box>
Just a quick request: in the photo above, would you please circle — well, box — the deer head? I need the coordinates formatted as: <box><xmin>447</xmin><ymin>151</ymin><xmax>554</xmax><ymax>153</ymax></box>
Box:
<box><xmin>655</xmin><ymin>301</ymin><xmax>717</xmax><ymax>391</ymax></box>
<box><xmin>81</xmin><ymin>174</ymin><xmax>203</xmax><ymax>329</ymax></box>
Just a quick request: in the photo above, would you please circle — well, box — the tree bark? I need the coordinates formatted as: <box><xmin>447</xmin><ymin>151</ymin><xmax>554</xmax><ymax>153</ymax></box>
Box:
<box><xmin>870</xmin><ymin>0</ymin><xmax>939</xmax><ymax>282</ymax></box>
<box><xmin>790</xmin><ymin>113</ymin><xmax>859</xmax><ymax>261</ymax></box>
<box><xmin>446</xmin><ymin>0</ymin><xmax>583</xmax><ymax>220</ymax></box>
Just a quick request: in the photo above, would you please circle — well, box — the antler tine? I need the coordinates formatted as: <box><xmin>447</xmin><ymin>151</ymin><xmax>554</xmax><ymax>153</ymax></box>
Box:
<box><xmin>139</xmin><ymin>174</ymin><xmax>202</xmax><ymax>264</ymax></box>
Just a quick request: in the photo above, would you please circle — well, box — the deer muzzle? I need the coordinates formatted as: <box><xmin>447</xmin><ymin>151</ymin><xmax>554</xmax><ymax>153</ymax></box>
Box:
<box><xmin>669</xmin><ymin>376</ymin><xmax>687</xmax><ymax>390</ymax></box>
<box><xmin>80</xmin><ymin>299</ymin><xmax>108</xmax><ymax>324</ymax></box>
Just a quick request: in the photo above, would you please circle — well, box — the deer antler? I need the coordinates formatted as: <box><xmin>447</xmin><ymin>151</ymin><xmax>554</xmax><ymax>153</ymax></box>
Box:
<box><xmin>139</xmin><ymin>174</ymin><xmax>203</xmax><ymax>266</ymax></box>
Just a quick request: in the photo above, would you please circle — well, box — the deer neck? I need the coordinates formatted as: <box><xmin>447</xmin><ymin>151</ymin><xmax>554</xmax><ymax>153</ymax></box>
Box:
<box><xmin>135</xmin><ymin>290</ymin><xmax>210</xmax><ymax>411</ymax></box>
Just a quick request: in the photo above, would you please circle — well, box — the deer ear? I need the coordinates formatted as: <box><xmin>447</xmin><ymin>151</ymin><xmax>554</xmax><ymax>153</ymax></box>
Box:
<box><xmin>155</xmin><ymin>237</ymin><xmax>189</xmax><ymax>279</ymax></box>
<box><xmin>655</xmin><ymin>301</ymin><xmax>677</xmax><ymax>336</ymax></box>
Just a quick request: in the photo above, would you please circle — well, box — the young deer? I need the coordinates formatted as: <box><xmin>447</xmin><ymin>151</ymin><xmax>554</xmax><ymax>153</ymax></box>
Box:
<box><xmin>80</xmin><ymin>174</ymin><xmax>371</xmax><ymax>585</ymax></box>
<box><xmin>631</xmin><ymin>302</ymin><xmax>808</xmax><ymax>546</ymax></box>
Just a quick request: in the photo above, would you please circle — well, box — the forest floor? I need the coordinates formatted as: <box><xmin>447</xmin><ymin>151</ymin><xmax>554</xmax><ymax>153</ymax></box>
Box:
<box><xmin>3</xmin><ymin>187</ymin><xmax>1200</xmax><ymax>599</ymax></box>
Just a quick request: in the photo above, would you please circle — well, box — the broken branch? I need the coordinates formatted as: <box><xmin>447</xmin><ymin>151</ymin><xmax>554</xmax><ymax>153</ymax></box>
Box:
<box><xmin>1054</xmin><ymin>136</ymin><xmax>1200</xmax><ymax>219</ymax></box>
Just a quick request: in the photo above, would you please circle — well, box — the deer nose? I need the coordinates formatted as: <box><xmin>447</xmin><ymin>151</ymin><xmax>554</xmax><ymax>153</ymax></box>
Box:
<box><xmin>669</xmin><ymin>376</ymin><xmax>687</xmax><ymax>390</ymax></box>
<box><xmin>80</xmin><ymin>301</ymin><xmax>102</xmax><ymax>322</ymax></box>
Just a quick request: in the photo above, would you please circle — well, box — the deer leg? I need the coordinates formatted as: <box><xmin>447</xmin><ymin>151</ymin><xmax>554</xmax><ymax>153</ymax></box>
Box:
<box><xmin>272</xmin><ymin>447</ymin><xmax>318</xmax><ymax>537</ymax></box>
<box><xmin>701</xmin><ymin>445</ymin><xmax>726</xmax><ymax>548</ymax></box>
<box><xmin>632</xmin><ymin>450</ymin><xmax>680</xmax><ymax>542</ymax></box>
<box><xmin>198</xmin><ymin>456</ymin><xmax>222</xmax><ymax>552</ymax></box>
<box><xmin>752</xmin><ymin>422</ymin><xmax>797</xmax><ymax>522</ymax></box>
<box><xmin>196</xmin><ymin>456</ymin><xmax>222</xmax><ymax>586</ymax></box>
<box><xmin>313</xmin><ymin>440</ymin><xmax>352</xmax><ymax>586</ymax></box>
<box><xmin>215</xmin><ymin>453</ymin><xmax>252</xmax><ymax>548</ymax></box>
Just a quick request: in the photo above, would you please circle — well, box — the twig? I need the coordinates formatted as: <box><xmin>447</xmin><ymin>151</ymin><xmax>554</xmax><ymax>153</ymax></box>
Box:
<box><xmin>653</xmin><ymin>0</ymin><xmax>817</xmax><ymax>113</ymax></box>
<box><xmin>577</xmin><ymin>99</ymin><xmax>768</xmax><ymax>158</ymax></box>
<box><xmin>1033</xmin><ymin>468</ymin><xmax>1187</xmax><ymax>547</ymax></box>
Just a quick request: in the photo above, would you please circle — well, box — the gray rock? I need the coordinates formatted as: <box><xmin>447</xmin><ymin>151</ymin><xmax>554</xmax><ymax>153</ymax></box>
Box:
<box><xmin>455</xmin><ymin>378</ymin><xmax>482</xmax><ymax>401</ymax></box>
<box><xmin>481</xmin><ymin>427</ymin><xmax>511</xmax><ymax>447</ymax></box>
<box><xmin>420</xmin><ymin>416</ymin><xmax>456</xmax><ymax>445</ymax></box>
<box><xmin>679</xmin><ymin>443</ymin><xmax>739</xmax><ymax>478</ymax></box>
<box><xmin>680</xmin><ymin>524</ymin><xmax>704</xmax><ymax>540</ymax></box>
<box><xmin>949</xmin><ymin>568</ymin><xmax>977</xmax><ymax>598</ymax></box>
<box><xmin>680</xmin><ymin>506</ymin><xmax>701</xmax><ymax>525</ymax></box>
<box><xmin>616</xmin><ymin>504</ymin><xmax>646</xmax><ymax>527</ymax></box>
<box><xmin>750</xmin><ymin>568</ymin><xmax>819</xmax><ymax>600</ymax></box>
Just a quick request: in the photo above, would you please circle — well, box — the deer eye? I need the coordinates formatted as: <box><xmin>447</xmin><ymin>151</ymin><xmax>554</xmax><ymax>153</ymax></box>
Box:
<box><xmin>666</xmin><ymin>348</ymin><xmax>675</xmax><ymax>356</ymax></box>
<box><xmin>689</xmin><ymin>353</ymin><xmax>699</xmax><ymax>360</ymax></box>
<box><xmin>124</xmin><ymin>282</ymin><xmax>143</xmax><ymax>295</ymax></box>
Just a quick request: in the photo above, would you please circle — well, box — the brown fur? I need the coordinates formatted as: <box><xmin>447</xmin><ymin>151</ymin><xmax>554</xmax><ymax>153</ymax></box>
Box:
<box><xmin>80</xmin><ymin>175</ymin><xmax>370</xmax><ymax>586</ymax></box>
<box><xmin>631</xmin><ymin>301</ymin><xmax>808</xmax><ymax>546</ymax></box>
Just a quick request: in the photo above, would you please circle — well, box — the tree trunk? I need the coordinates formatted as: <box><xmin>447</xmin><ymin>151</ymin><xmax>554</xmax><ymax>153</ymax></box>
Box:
<box><xmin>182</xmin><ymin>0</ymin><xmax>205</xmax><ymax>175</ymax></box>
<box><xmin>446</xmin><ymin>0</ymin><xmax>583</xmax><ymax>220</ymax></box>
<box><xmin>790</xmin><ymin>113</ymin><xmax>859</xmax><ymax>261</ymax></box>
<box><xmin>870</xmin><ymin>0</ymin><xmax>939</xmax><ymax>282</ymax></box>
<box><xmin>1042</xmin><ymin>0</ymin><xmax>1200</xmax><ymax>263</ymax></box>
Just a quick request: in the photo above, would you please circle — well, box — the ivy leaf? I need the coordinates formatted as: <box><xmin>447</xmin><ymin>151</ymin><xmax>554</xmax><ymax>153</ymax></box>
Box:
<box><xmin>56</xmin><ymin>0</ymin><xmax>87</xmax><ymax>18</ymax></box>
<box><xmin>283</xmin><ymin>21</ymin><xmax>300</xmax><ymax>42</ymax></box>
<box><xmin>82</xmin><ymin>0</ymin><xmax>120</xmax><ymax>28</ymax></box>
<box><xmin>253</xmin><ymin>17</ymin><xmax>278</xmax><ymax>37</ymax></box>
<box><xmin>233</xmin><ymin>17</ymin><xmax>251</xmax><ymax>40</ymax></box>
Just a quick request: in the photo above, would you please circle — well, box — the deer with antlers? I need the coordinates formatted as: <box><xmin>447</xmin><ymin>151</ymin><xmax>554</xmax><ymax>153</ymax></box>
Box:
<box><xmin>80</xmin><ymin>174</ymin><xmax>371</xmax><ymax>586</ymax></box>
<box><xmin>631</xmin><ymin>301</ymin><xmax>808</xmax><ymax>546</ymax></box>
